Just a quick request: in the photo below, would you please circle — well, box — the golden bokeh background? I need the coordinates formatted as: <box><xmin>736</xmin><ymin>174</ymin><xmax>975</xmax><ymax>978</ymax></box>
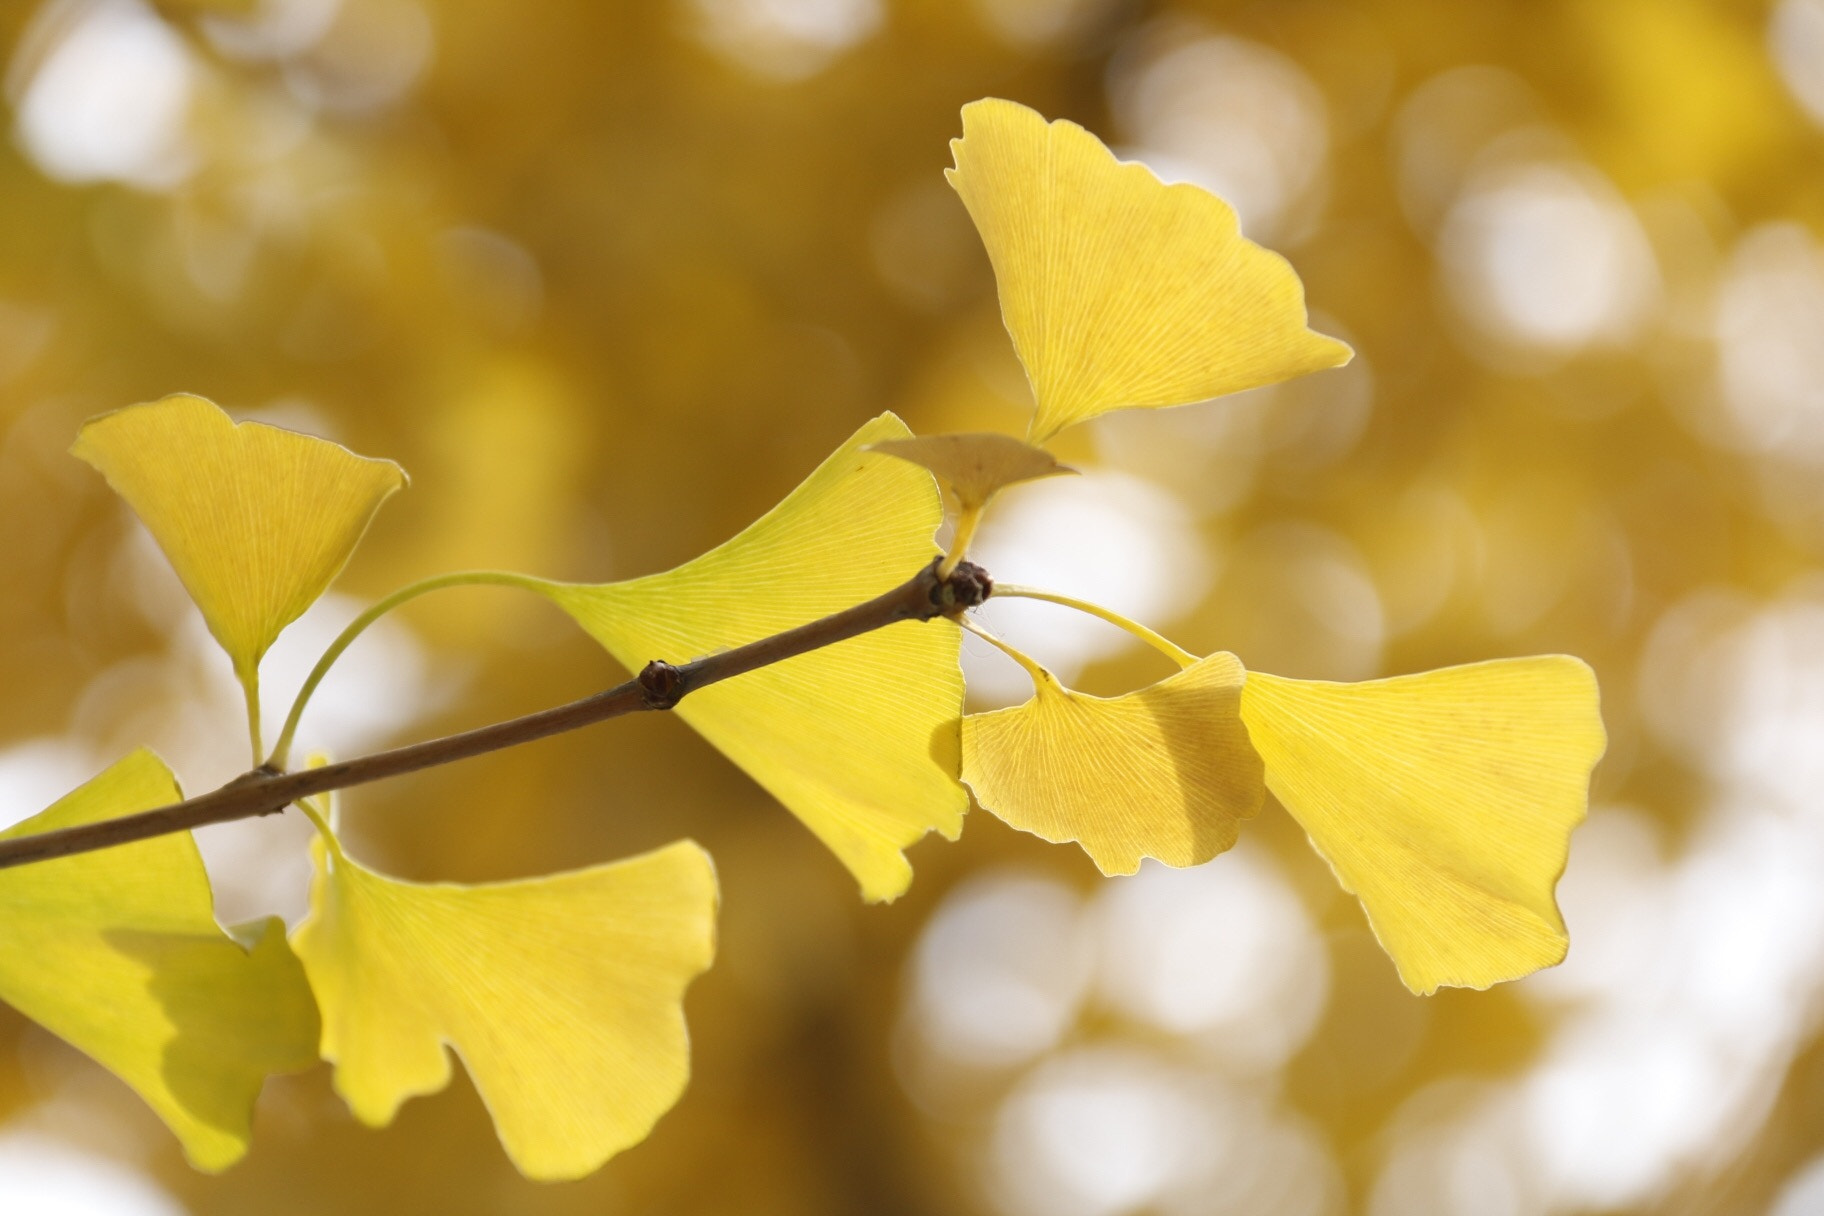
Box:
<box><xmin>4</xmin><ymin>0</ymin><xmax>1824</xmax><ymax>1212</ymax></box>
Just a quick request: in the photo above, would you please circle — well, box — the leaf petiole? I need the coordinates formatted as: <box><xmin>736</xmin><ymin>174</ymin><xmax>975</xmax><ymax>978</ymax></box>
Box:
<box><xmin>937</xmin><ymin>504</ymin><xmax>984</xmax><ymax>579</ymax></box>
<box><xmin>240</xmin><ymin>665</ymin><xmax>263</xmax><ymax>769</ymax></box>
<box><xmin>989</xmin><ymin>584</ymin><xmax>1198</xmax><ymax>669</ymax></box>
<box><xmin>268</xmin><ymin>570</ymin><xmax>550</xmax><ymax>769</ymax></box>
<box><xmin>955</xmin><ymin>615</ymin><xmax>1058</xmax><ymax>689</ymax></box>
<box><xmin>293</xmin><ymin>793</ymin><xmax>343</xmax><ymax>861</ymax></box>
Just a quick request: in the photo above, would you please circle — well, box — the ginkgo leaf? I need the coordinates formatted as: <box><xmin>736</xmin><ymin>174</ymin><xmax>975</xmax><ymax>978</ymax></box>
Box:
<box><xmin>0</xmin><ymin>750</ymin><xmax>320</xmax><ymax>1171</ymax></box>
<box><xmin>70</xmin><ymin>393</ymin><xmax>406</xmax><ymax>699</ymax></box>
<box><xmin>947</xmin><ymin>98</ymin><xmax>1352</xmax><ymax>443</ymax></box>
<box><xmin>1239</xmin><ymin>658</ymin><xmax>1606</xmax><ymax>995</ymax></box>
<box><xmin>528</xmin><ymin>413</ymin><xmax>967</xmax><ymax>903</ymax></box>
<box><xmin>963</xmin><ymin>653</ymin><xmax>1263</xmax><ymax>873</ymax></box>
<box><xmin>291</xmin><ymin>832</ymin><xmax>718</xmax><ymax>1181</ymax></box>
<box><xmin>866</xmin><ymin>432</ymin><xmax>1074</xmax><ymax>512</ymax></box>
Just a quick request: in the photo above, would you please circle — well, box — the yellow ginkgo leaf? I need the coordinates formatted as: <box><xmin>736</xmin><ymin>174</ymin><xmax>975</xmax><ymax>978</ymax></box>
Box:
<box><xmin>866</xmin><ymin>432</ymin><xmax>1074</xmax><ymax>512</ymax></box>
<box><xmin>1239</xmin><ymin>658</ymin><xmax>1606</xmax><ymax>995</ymax></box>
<box><xmin>529</xmin><ymin>412</ymin><xmax>967</xmax><ymax>903</ymax></box>
<box><xmin>0</xmin><ymin>750</ymin><xmax>321</xmax><ymax>1171</ymax></box>
<box><xmin>71</xmin><ymin>393</ymin><xmax>406</xmax><ymax>718</ymax></box>
<box><xmin>291</xmin><ymin>832</ymin><xmax>718</xmax><ymax>1181</ymax></box>
<box><xmin>963</xmin><ymin>653</ymin><xmax>1264</xmax><ymax>874</ymax></box>
<box><xmin>947</xmin><ymin>98</ymin><xmax>1352</xmax><ymax>443</ymax></box>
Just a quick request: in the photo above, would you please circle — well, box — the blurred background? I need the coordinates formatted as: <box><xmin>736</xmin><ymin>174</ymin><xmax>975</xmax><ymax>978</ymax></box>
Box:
<box><xmin>2</xmin><ymin>0</ymin><xmax>1823</xmax><ymax>1211</ymax></box>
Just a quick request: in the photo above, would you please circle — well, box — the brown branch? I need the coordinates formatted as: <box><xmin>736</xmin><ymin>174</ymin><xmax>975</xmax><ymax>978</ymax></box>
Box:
<box><xmin>0</xmin><ymin>559</ymin><xmax>993</xmax><ymax>872</ymax></box>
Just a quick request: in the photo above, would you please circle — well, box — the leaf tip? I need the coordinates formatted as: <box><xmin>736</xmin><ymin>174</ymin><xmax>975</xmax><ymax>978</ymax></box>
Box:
<box><xmin>1314</xmin><ymin>332</ymin><xmax>1355</xmax><ymax>369</ymax></box>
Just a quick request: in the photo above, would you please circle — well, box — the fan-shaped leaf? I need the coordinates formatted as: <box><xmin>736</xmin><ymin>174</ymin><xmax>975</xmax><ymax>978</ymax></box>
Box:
<box><xmin>531</xmin><ymin>413</ymin><xmax>967</xmax><ymax>902</ymax></box>
<box><xmin>0</xmin><ymin>750</ymin><xmax>320</xmax><ymax>1171</ymax></box>
<box><xmin>292</xmin><ymin>834</ymin><xmax>717</xmax><ymax>1181</ymax></box>
<box><xmin>71</xmin><ymin>394</ymin><xmax>406</xmax><ymax>693</ymax></box>
<box><xmin>947</xmin><ymin>98</ymin><xmax>1351</xmax><ymax>442</ymax></box>
<box><xmin>1239</xmin><ymin>658</ymin><xmax>1606</xmax><ymax>994</ymax></box>
<box><xmin>867</xmin><ymin>432</ymin><xmax>1073</xmax><ymax>512</ymax></box>
<box><xmin>963</xmin><ymin>653</ymin><xmax>1264</xmax><ymax>873</ymax></box>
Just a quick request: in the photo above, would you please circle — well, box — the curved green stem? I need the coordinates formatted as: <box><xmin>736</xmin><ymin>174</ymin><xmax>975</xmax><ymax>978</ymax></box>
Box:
<box><xmin>956</xmin><ymin>615</ymin><xmax>1058</xmax><ymax>691</ymax></box>
<box><xmin>293</xmin><ymin>792</ymin><xmax>344</xmax><ymax>861</ymax></box>
<box><xmin>289</xmin><ymin>754</ymin><xmax>344</xmax><ymax>855</ymax></box>
<box><xmin>268</xmin><ymin>570</ymin><xmax>549</xmax><ymax>769</ymax></box>
<box><xmin>991</xmin><ymin>584</ymin><xmax>1199</xmax><ymax>670</ymax></box>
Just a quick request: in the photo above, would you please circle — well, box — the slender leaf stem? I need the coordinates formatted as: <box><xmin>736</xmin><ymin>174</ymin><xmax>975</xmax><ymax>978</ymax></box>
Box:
<box><xmin>957</xmin><ymin>616</ymin><xmax>1055</xmax><ymax>688</ymax></box>
<box><xmin>0</xmin><ymin>559</ymin><xmax>989</xmax><ymax>872</ymax></box>
<box><xmin>991</xmin><ymin>583</ymin><xmax>1199</xmax><ymax>669</ymax></box>
<box><xmin>292</xmin><ymin>786</ymin><xmax>343</xmax><ymax>862</ymax></box>
<box><xmin>268</xmin><ymin>570</ymin><xmax>549</xmax><ymax>769</ymax></box>
<box><xmin>938</xmin><ymin>504</ymin><xmax>983</xmax><ymax>579</ymax></box>
<box><xmin>240</xmin><ymin>666</ymin><xmax>263</xmax><ymax>769</ymax></box>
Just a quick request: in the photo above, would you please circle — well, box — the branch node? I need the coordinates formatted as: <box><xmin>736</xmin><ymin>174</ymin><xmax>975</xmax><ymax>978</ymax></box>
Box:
<box><xmin>224</xmin><ymin>763</ymin><xmax>281</xmax><ymax>788</ymax></box>
<box><xmin>221</xmin><ymin>764</ymin><xmax>289</xmax><ymax>816</ymax></box>
<box><xmin>639</xmin><ymin>660</ymin><xmax>686</xmax><ymax>709</ymax></box>
<box><xmin>934</xmin><ymin>560</ymin><xmax>993</xmax><ymax>615</ymax></box>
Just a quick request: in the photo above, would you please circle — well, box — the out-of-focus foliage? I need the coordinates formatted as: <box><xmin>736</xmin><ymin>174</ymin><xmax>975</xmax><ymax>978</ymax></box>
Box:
<box><xmin>3</xmin><ymin>1</ymin><xmax>1824</xmax><ymax>1214</ymax></box>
